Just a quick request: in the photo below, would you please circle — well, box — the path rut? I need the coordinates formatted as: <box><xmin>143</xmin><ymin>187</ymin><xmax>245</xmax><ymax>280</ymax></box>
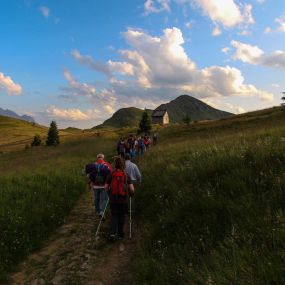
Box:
<box><xmin>9</xmin><ymin>191</ymin><xmax>140</xmax><ymax>285</ymax></box>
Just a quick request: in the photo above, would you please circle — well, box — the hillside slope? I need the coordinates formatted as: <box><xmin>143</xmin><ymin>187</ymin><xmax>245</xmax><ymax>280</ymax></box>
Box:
<box><xmin>0</xmin><ymin>115</ymin><xmax>47</xmax><ymax>149</ymax></box>
<box><xmin>133</xmin><ymin>105</ymin><xmax>285</xmax><ymax>284</ymax></box>
<box><xmin>156</xmin><ymin>94</ymin><xmax>233</xmax><ymax>122</ymax></box>
<box><xmin>0</xmin><ymin>115</ymin><xmax>78</xmax><ymax>152</ymax></box>
<box><xmin>96</xmin><ymin>107</ymin><xmax>152</xmax><ymax>129</ymax></box>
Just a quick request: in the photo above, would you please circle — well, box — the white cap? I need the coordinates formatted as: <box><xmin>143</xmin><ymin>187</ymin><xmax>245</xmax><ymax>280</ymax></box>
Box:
<box><xmin>97</xmin><ymin>153</ymin><xmax>104</xmax><ymax>159</ymax></box>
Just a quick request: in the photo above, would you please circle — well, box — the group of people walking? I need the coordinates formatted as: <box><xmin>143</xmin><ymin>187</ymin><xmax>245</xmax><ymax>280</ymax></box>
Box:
<box><xmin>117</xmin><ymin>133</ymin><xmax>157</xmax><ymax>159</ymax></box>
<box><xmin>84</xmin><ymin>147</ymin><xmax>142</xmax><ymax>241</ymax></box>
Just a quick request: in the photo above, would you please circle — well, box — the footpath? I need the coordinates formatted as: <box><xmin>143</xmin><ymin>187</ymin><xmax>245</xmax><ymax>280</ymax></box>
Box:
<box><xmin>9</xmin><ymin>191</ymin><xmax>140</xmax><ymax>285</ymax></box>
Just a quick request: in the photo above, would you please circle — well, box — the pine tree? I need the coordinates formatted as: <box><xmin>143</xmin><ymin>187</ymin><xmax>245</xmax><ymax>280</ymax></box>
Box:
<box><xmin>31</xmin><ymin>134</ymin><xmax>41</xmax><ymax>147</ymax></box>
<box><xmin>183</xmin><ymin>114</ymin><xmax>191</xmax><ymax>126</ymax></box>
<box><xmin>139</xmin><ymin>110</ymin><xmax>152</xmax><ymax>134</ymax></box>
<box><xmin>46</xmin><ymin>121</ymin><xmax>60</xmax><ymax>146</ymax></box>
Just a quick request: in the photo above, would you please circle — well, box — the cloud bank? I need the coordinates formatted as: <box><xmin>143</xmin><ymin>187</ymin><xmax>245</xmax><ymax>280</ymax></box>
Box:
<box><xmin>60</xmin><ymin>26</ymin><xmax>273</xmax><ymax>125</ymax></box>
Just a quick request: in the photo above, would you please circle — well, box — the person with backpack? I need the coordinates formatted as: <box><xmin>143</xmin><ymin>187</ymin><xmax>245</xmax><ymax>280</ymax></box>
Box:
<box><xmin>105</xmin><ymin>156</ymin><xmax>134</xmax><ymax>241</ymax></box>
<box><xmin>86</xmin><ymin>153</ymin><xmax>112</xmax><ymax>218</ymax></box>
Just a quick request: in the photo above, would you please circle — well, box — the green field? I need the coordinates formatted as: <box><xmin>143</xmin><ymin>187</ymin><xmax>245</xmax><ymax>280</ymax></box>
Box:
<box><xmin>1</xmin><ymin>106</ymin><xmax>285</xmax><ymax>284</ymax></box>
<box><xmin>0</xmin><ymin>133</ymin><xmax>116</xmax><ymax>282</ymax></box>
<box><xmin>133</xmin><ymin>106</ymin><xmax>285</xmax><ymax>284</ymax></box>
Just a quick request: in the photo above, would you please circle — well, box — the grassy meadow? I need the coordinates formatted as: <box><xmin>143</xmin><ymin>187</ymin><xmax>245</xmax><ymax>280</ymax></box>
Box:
<box><xmin>0</xmin><ymin>133</ymin><xmax>117</xmax><ymax>282</ymax></box>
<box><xmin>1</xmin><ymin>106</ymin><xmax>285</xmax><ymax>284</ymax></box>
<box><xmin>133</xmin><ymin>106</ymin><xmax>285</xmax><ymax>284</ymax></box>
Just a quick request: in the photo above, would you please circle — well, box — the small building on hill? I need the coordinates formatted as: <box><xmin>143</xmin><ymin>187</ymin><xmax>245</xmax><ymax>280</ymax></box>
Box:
<box><xmin>152</xmin><ymin>110</ymin><xmax>169</xmax><ymax>125</ymax></box>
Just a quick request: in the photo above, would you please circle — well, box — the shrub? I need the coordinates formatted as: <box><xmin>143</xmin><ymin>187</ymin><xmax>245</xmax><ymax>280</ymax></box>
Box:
<box><xmin>31</xmin><ymin>134</ymin><xmax>41</xmax><ymax>147</ymax></box>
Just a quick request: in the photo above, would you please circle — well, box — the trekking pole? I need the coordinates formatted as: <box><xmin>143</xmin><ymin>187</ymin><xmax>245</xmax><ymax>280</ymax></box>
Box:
<box><xmin>129</xmin><ymin>196</ymin><xmax>132</xmax><ymax>239</ymax></box>
<box><xmin>95</xmin><ymin>197</ymin><xmax>109</xmax><ymax>237</ymax></box>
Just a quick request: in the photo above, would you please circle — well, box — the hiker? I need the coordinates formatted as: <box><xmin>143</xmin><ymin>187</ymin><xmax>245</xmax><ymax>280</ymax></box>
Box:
<box><xmin>125</xmin><ymin>136</ymin><xmax>131</xmax><ymax>156</ymax></box>
<box><xmin>117</xmin><ymin>138</ymin><xmax>126</xmax><ymax>158</ymax></box>
<box><xmin>86</xmin><ymin>153</ymin><xmax>112</xmax><ymax>218</ymax></box>
<box><xmin>138</xmin><ymin>136</ymin><xmax>145</xmax><ymax>156</ymax></box>
<box><xmin>105</xmin><ymin>156</ymin><xmax>134</xmax><ymax>241</ymax></box>
<box><xmin>124</xmin><ymin>153</ymin><xmax>141</xmax><ymax>185</ymax></box>
<box><xmin>144</xmin><ymin>135</ymin><xmax>151</xmax><ymax>150</ymax></box>
<box><xmin>128</xmin><ymin>135</ymin><xmax>135</xmax><ymax>160</ymax></box>
<box><xmin>134</xmin><ymin>137</ymin><xmax>139</xmax><ymax>156</ymax></box>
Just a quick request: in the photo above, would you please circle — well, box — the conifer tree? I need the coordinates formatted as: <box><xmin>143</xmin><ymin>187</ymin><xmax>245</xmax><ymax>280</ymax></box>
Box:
<box><xmin>46</xmin><ymin>121</ymin><xmax>60</xmax><ymax>146</ymax></box>
<box><xmin>139</xmin><ymin>110</ymin><xmax>152</xmax><ymax>133</ymax></box>
<box><xmin>31</xmin><ymin>134</ymin><xmax>41</xmax><ymax>147</ymax></box>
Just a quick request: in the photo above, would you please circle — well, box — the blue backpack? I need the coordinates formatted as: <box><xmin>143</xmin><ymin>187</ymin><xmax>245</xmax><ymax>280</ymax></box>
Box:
<box><xmin>86</xmin><ymin>163</ymin><xmax>107</xmax><ymax>184</ymax></box>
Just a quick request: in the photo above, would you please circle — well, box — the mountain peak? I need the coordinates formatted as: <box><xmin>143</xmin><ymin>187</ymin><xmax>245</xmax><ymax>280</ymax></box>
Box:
<box><xmin>156</xmin><ymin>94</ymin><xmax>232</xmax><ymax>122</ymax></box>
<box><xmin>0</xmin><ymin>108</ymin><xmax>35</xmax><ymax>123</ymax></box>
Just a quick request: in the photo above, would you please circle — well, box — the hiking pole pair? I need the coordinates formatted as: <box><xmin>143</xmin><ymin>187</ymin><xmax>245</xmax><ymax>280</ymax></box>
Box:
<box><xmin>95</xmin><ymin>197</ymin><xmax>109</xmax><ymax>237</ymax></box>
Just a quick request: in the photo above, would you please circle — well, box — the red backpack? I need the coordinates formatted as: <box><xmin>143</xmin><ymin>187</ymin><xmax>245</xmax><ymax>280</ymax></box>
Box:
<box><xmin>111</xmin><ymin>170</ymin><xmax>128</xmax><ymax>196</ymax></box>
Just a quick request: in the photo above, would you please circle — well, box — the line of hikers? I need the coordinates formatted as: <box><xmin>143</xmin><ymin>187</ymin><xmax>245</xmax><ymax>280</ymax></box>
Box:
<box><xmin>84</xmin><ymin>151</ymin><xmax>142</xmax><ymax>241</ymax></box>
<box><xmin>116</xmin><ymin>133</ymin><xmax>158</xmax><ymax>159</ymax></box>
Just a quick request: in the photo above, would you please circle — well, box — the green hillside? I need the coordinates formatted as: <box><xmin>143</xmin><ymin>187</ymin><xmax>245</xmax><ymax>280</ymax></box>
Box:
<box><xmin>0</xmin><ymin>115</ymin><xmax>48</xmax><ymax>150</ymax></box>
<box><xmin>156</xmin><ymin>94</ymin><xmax>233</xmax><ymax>123</ymax></box>
<box><xmin>0</xmin><ymin>115</ymin><xmax>82</xmax><ymax>152</ymax></box>
<box><xmin>133</xmin><ymin>105</ymin><xmax>285</xmax><ymax>284</ymax></box>
<box><xmin>96</xmin><ymin>107</ymin><xmax>152</xmax><ymax>129</ymax></box>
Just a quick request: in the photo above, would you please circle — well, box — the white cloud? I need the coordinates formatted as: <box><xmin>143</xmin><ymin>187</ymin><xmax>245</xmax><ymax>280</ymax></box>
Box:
<box><xmin>39</xmin><ymin>6</ymin><xmax>50</xmax><ymax>18</ymax></box>
<box><xmin>231</xmin><ymin>40</ymin><xmax>264</xmax><ymax>63</ymax></box>
<box><xmin>71</xmin><ymin>49</ymin><xmax>111</xmax><ymax>77</ymax></box>
<box><xmin>0</xmin><ymin>72</ymin><xmax>22</xmax><ymax>95</ymax></box>
<box><xmin>231</xmin><ymin>40</ymin><xmax>285</xmax><ymax>68</ymax></box>
<box><xmin>46</xmin><ymin>106</ymin><xmax>95</xmax><ymax>121</ymax></box>
<box><xmin>264</xmin><ymin>27</ymin><xmax>271</xmax><ymax>34</ymax></box>
<box><xmin>144</xmin><ymin>0</ymin><xmax>170</xmax><ymax>15</ymax></box>
<box><xmin>108</xmin><ymin>60</ymin><xmax>134</xmax><ymax>76</ymax></box>
<box><xmin>222</xmin><ymin>47</ymin><xmax>230</xmax><ymax>54</ymax></box>
<box><xmin>109</xmin><ymin>28</ymin><xmax>273</xmax><ymax>102</ymax></box>
<box><xmin>272</xmin><ymin>83</ymin><xmax>280</xmax><ymax>88</ymax></box>
<box><xmin>212</xmin><ymin>26</ymin><xmax>222</xmax><ymax>36</ymax></box>
<box><xmin>191</xmin><ymin>0</ymin><xmax>254</xmax><ymax>28</ymax></box>
<box><xmin>276</xmin><ymin>13</ymin><xmax>285</xmax><ymax>32</ymax></box>
<box><xmin>238</xmin><ymin>29</ymin><xmax>251</xmax><ymax>36</ymax></box>
<box><xmin>61</xmin><ymin>69</ymin><xmax>117</xmax><ymax>118</ymax></box>
<box><xmin>226</xmin><ymin>103</ymin><xmax>246</xmax><ymax>114</ymax></box>
<box><xmin>185</xmin><ymin>21</ymin><xmax>194</xmax><ymax>29</ymax></box>
<box><xmin>63</xmin><ymin>69</ymin><xmax>96</xmax><ymax>96</ymax></box>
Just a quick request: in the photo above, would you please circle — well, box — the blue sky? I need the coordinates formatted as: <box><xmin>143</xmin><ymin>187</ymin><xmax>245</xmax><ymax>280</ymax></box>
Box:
<box><xmin>0</xmin><ymin>0</ymin><xmax>284</xmax><ymax>128</ymax></box>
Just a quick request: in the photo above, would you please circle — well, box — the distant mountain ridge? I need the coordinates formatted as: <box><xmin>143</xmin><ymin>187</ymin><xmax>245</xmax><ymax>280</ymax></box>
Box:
<box><xmin>0</xmin><ymin>108</ymin><xmax>35</xmax><ymax>123</ymax></box>
<box><xmin>155</xmin><ymin>95</ymin><xmax>233</xmax><ymax>122</ymax></box>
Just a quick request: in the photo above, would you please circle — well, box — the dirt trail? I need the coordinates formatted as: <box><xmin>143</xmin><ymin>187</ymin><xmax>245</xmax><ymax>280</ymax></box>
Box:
<box><xmin>9</xmin><ymin>191</ymin><xmax>140</xmax><ymax>285</ymax></box>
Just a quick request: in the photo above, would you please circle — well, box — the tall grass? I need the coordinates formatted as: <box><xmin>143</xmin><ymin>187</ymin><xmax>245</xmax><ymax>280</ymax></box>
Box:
<box><xmin>134</xmin><ymin>122</ymin><xmax>285</xmax><ymax>284</ymax></box>
<box><xmin>0</xmin><ymin>136</ymin><xmax>115</xmax><ymax>282</ymax></box>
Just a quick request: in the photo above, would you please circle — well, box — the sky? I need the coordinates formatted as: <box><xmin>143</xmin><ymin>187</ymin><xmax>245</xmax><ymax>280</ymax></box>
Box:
<box><xmin>0</xmin><ymin>0</ymin><xmax>284</xmax><ymax>128</ymax></box>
